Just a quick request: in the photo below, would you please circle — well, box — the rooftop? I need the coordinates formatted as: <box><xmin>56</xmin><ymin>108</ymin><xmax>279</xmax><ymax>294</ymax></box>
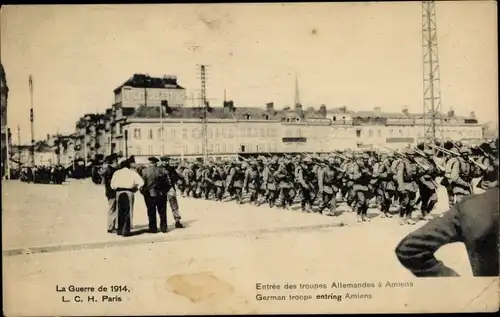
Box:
<box><xmin>126</xmin><ymin>103</ymin><xmax>478</xmax><ymax>124</ymax></box>
<box><xmin>114</xmin><ymin>74</ymin><xmax>185</xmax><ymax>93</ymax></box>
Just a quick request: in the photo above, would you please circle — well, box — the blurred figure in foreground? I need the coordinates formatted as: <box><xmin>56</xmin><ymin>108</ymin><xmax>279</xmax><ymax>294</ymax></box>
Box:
<box><xmin>395</xmin><ymin>187</ymin><xmax>499</xmax><ymax>277</ymax></box>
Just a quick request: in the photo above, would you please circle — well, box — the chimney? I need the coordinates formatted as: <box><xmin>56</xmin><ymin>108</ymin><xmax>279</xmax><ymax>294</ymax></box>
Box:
<box><xmin>447</xmin><ymin>109</ymin><xmax>455</xmax><ymax>118</ymax></box>
<box><xmin>469</xmin><ymin>111</ymin><xmax>476</xmax><ymax>119</ymax></box>
<box><xmin>46</xmin><ymin>133</ymin><xmax>50</xmax><ymax>141</ymax></box>
<box><xmin>223</xmin><ymin>100</ymin><xmax>235</xmax><ymax>112</ymax></box>
<box><xmin>319</xmin><ymin>104</ymin><xmax>327</xmax><ymax>118</ymax></box>
<box><xmin>266</xmin><ymin>102</ymin><xmax>274</xmax><ymax>113</ymax></box>
<box><xmin>339</xmin><ymin>106</ymin><xmax>347</xmax><ymax>114</ymax></box>
<box><xmin>402</xmin><ymin>106</ymin><xmax>409</xmax><ymax>117</ymax></box>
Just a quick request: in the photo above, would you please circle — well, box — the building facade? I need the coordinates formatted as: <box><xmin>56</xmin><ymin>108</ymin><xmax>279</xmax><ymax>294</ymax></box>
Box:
<box><xmin>55</xmin><ymin>74</ymin><xmax>485</xmax><ymax>165</ymax></box>
<box><xmin>113</xmin><ymin>74</ymin><xmax>186</xmax><ymax>108</ymax></box>
<box><xmin>118</xmin><ymin>102</ymin><xmax>483</xmax><ymax>162</ymax></box>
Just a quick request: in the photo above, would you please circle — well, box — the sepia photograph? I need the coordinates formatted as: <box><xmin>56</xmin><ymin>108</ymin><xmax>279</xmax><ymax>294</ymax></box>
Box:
<box><xmin>1</xmin><ymin>2</ymin><xmax>498</xmax><ymax>315</ymax></box>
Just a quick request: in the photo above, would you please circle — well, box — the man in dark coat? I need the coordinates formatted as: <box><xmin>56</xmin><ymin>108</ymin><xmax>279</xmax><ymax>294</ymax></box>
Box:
<box><xmin>395</xmin><ymin>186</ymin><xmax>499</xmax><ymax>277</ymax></box>
<box><xmin>159</xmin><ymin>156</ymin><xmax>184</xmax><ymax>228</ymax></box>
<box><xmin>103</xmin><ymin>154</ymin><xmax>118</xmax><ymax>233</ymax></box>
<box><xmin>140</xmin><ymin>156</ymin><xmax>169</xmax><ymax>233</ymax></box>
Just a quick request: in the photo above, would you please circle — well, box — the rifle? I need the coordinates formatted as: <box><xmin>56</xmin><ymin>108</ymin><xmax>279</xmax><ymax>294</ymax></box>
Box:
<box><xmin>429</xmin><ymin>144</ymin><xmax>459</xmax><ymax>157</ymax></box>
<box><xmin>413</xmin><ymin>148</ymin><xmax>427</xmax><ymax>157</ymax></box>
<box><xmin>476</xmin><ymin>145</ymin><xmax>496</xmax><ymax>162</ymax></box>
<box><xmin>431</xmin><ymin>144</ymin><xmax>488</xmax><ymax>170</ymax></box>
<box><xmin>332</xmin><ymin>151</ymin><xmax>349</xmax><ymax>160</ymax></box>
<box><xmin>310</xmin><ymin>156</ymin><xmax>346</xmax><ymax>174</ymax></box>
<box><xmin>237</xmin><ymin>155</ymin><xmax>250</xmax><ymax>162</ymax></box>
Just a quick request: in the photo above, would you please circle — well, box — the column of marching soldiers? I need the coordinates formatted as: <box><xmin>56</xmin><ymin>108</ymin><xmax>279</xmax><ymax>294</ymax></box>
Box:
<box><xmin>15</xmin><ymin>138</ymin><xmax>498</xmax><ymax>225</ymax></box>
<box><xmin>137</xmin><ymin>139</ymin><xmax>498</xmax><ymax>225</ymax></box>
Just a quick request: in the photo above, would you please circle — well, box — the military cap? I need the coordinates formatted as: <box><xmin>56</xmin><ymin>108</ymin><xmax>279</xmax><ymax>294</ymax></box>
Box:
<box><xmin>250</xmin><ymin>159</ymin><xmax>258</xmax><ymax>165</ymax></box>
<box><xmin>303</xmin><ymin>157</ymin><xmax>313</xmax><ymax>164</ymax></box>
<box><xmin>128</xmin><ymin>155</ymin><xmax>136</xmax><ymax>163</ymax></box>
<box><xmin>460</xmin><ymin>147</ymin><xmax>471</xmax><ymax>155</ymax></box>
<box><xmin>405</xmin><ymin>149</ymin><xmax>416</xmax><ymax>155</ymax></box>
<box><xmin>160</xmin><ymin>155</ymin><xmax>170</xmax><ymax>162</ymax></box>
<box><xmin>148</xmin><ymin>156</ymin><xmax>159</xmax><ymax>163</ymax></box>
<box><xmin>361</xmin><ymin>153</ymin><xmax>370</xmax><ymax>159</ymax></box>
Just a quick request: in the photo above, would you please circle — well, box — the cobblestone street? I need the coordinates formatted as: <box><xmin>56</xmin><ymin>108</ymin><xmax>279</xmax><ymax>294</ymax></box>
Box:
<box><xmin>2</xmin><ymin>179</ymin><xmax>496</xmax><ymax>315</ymax></box>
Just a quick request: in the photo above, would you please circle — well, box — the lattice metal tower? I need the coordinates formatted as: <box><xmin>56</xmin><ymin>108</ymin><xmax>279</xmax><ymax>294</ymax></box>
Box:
<box><xmin>422</xmin><ymin>0</ymin><xmax>444</xmax><ymax>151</ymax></box>
<box><xmin>198</xmin><ymin>65</ymin><xmax>209</xmax><ymax>163</ymax></box>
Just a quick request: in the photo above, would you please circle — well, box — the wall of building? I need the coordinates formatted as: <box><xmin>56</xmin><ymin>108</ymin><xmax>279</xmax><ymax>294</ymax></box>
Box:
<box><xmin>122</xmin><ymin>119</ymin><xmax>484</xmax><ymax>158</ymax></box>
<box><xmin>116</xmin><ymin>86</ymin><xmax>186</xmax><ymax>108</ymax></box>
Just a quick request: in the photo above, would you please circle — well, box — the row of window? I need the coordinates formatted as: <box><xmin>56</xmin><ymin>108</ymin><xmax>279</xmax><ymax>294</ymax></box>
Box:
<box><xmin>128</xmin><ymin>126</ymin><xmax>483</xmax><ymax>141</ymax></box>
<box><xmin>130</xmin><ymin>126</ymin><xmax>280</xmax><ymax>140</ymax></box>
<box><xmin>133</xmin><ymin>142</ymin><xmax>280</xmax><ymax>156</ymax></box>
<box><xmin>354</xmin><ymin>128</ymin><xmax>482</xmax><ymax>138</ymax></box>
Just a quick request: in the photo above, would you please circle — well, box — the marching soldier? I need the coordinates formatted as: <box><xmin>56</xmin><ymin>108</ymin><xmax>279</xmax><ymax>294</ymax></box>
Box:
<box><xmin>415</xmin><ymin>149</ymin><xmax>439</xmax><ymax>220</ymax></box>
<box><xmin>226</xmin><ymin>161</ymin><xmax>245</xmax><ymax>204</ymax></box>
<box><xmin>243</xmin><ymin>159</ymin><xmax>261</xmax><ymax>205</ymax></box>
<box><xmin>295</xmin><ymin>157</ymin><xmax>316</xmax><ymax>213</ymax></box>
<box><xmin>372</xmin><ymin>153</ymin><xmax>394</xmax><ymax>218</ymax></box>
<box><xmin>275</xmin><ymin>157</ymin><xmax>294</xmax><ymax>209</ymax></box>
<box><xmin>212</xmin><ymin>161</ymin><xmax>227</xmax><ymax>201</ymax></box>
<box><xmin>317</xmin><ymin>157</ymin><xmax>340</xmax><ymax>216</ymax></box>
<box><xmin>182</xmin><ymin>162</ymin><xmax>195</xmax><ymax>198</ymax></box>
<box><xmin>175</xmin><ymin>162</ymin><xmax>187</xmax><ymax>196</ymax></box>
<box><xmin>199</xmin><ymin>162</ymin><xmax>213</xmax><ymax>200</ymax></box>
<box><xmin>396</xmin><ymin>149</ymin><xmax>418</xmax><ymax>225</ymax></box>
<box><xmin>262</xmin><ymin>158</ymin><xmax>279</xmax><ymax>207</ymax></box>
<box><xmin>442</xmin><ymin>151</ymin><xmax>456</xmax><ymax>208</ymax></box>
<box><xmin>476</xmin><ymin>141</ymin><xmax>498</xmax><ymax>190</ymax></box>
<box><xmin>448</xmin><ymin>147</ymin><xmax>477</xmax><ymax>204</ymax></box>
<box><xmin>351</xmin><ymin>153</ymin><xmax>372</xmax><ymax>222</ymax></box>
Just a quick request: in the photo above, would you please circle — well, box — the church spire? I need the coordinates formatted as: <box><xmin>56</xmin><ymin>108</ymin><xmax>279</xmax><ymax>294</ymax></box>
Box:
<box><xmin>294</xmin><ymin>73</ymin><xmax>300</xmax><ymax>108</ymax></box>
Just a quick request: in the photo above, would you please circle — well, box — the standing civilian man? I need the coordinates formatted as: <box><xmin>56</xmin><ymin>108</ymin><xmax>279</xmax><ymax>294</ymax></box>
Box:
<box><xmin>103</xmin><ymin>154</ymin><xmax>118</xmax><ymax>233</ymax></box>
<box><xmin>141</xmin><ymin>157</ymin><xmax>169</xmax><ymax>233</ymax></box>
<box><xmin>111</xmin><ymin>157</ymin><xmax>144</xmax><ymax>237</ymax></box>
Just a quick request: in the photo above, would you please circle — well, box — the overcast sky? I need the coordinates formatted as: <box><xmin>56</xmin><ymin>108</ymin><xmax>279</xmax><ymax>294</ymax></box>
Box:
<box><xmin>1</xmin><ymin>2</ymin><xmax>497</xmax><ymax>143</ymax></box>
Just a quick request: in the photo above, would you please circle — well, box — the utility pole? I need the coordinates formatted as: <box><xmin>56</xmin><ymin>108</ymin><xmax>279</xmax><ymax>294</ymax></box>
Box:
<box><xmin>5</xmin><ymin>127</ymin><xmax>10</xmax><ymax>179</ymax></box>
<box><xmin>17</xmin><ymin>125</ymin><xmax>21</xmax><ymax>166</ymax></box>
<box><xmin>198</xmin><ymin>64</ymin><xmax>209</xmax><ymax>163</ymax></box>
<box><xmin>422</xmin><ymin>0</ymin><xmax>443</xmax><ymax>152</ymax></box>
<box><xmin>29</xmin><ymin>74</ymin><xmax>35</xmax><ymax>167</ymax></box>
